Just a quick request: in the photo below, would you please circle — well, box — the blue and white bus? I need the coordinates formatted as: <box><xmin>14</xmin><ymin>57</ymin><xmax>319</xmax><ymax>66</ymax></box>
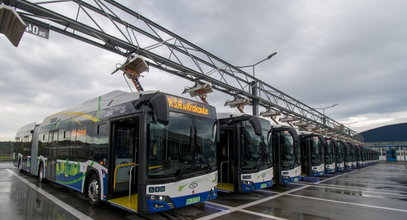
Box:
<box><xmin>216</xmin><ymin>113</ymin><xmax>273</xmax><ymax>192</ymax></box>
<box><xmin>271</xmin><ymin>125</ymin><xmax>301</xmax><ymax>184</ymax></box>
<box><xmin>13</xmin><ymin>90</ymin><xmax>218</xmax><ymax>213</ymax></box>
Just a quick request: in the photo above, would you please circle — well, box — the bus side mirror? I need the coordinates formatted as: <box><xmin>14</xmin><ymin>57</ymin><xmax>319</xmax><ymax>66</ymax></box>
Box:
<box><xmin>150</xmin><ymin>93</ymin><xmax>169</xmax><ymax>125</ymax></box>
<box><xmin>248</xmin><ymin>117</ymin><xmax>262</xmax><ymax>136</ymax></box>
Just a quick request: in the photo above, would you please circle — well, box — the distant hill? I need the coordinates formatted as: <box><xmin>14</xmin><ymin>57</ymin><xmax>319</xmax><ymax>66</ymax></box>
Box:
<box><xmin>0</xmin><ymin>142</ymin><xmax>13</xmax><ymax>160</ymax></box>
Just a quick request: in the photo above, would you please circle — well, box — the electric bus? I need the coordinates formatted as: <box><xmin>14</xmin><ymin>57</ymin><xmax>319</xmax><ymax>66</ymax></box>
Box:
<box><xmin>271</xmin><ymin>125</ymin><xmax>301</xmax><ymax>184</ymax></box>
<box><xmin>298</xmin><ymin>131</ymin><xmax>325</xmax><ymax>176</ymax></box>
<box><xmin>350</xmin><ymin>143</ymin><xmax>357</xmax><ymax>168</ymax></box>
<box><xmin>13</xmin><ymin>90</ymin><xmax>218</xmax><ymax>214</ymax></box>
<box><xmin>335</xmin><ymin>140</ymin><xmax>345</xmax><ymax>172</ymax></box>
<box><xmin>216</xmin><ymin>113</ymin><xmax>273</xmax><ymax>192</ymax></box>
<box><xmin>355</xmin><ymin>145</ymin><xmax>363</xmax><ymax>168</ymax></box>
<box><xmin>344</xmin><ymin>142</ymin><xmax>355</xmax><ymax>170</ymax></box>
<box><xmin>324</xmin><ymin>137</ymin><xmax>336</xmax><ymax>173</ymax></box>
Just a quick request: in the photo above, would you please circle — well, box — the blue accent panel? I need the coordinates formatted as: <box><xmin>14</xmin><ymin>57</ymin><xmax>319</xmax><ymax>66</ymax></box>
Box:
<box><xmin>102</xmin><ymin>172</ymin><xmax>108</xmax><ymax>201</ymax></box>
<box><xmin>312</xmin><ymin>170</ymin><xmax>324</xmax><ymax>176</ymax></box>
<box><xmin>241</xmin><ymin>183</ymin><xmax>255</xmax><ymax>192</ymax></box>
<box><xmin>336</xmin><ymin>167</ymin><xmax>344</xmax><ymax>172</ymax></box>
<box><xmin>252</xmin><ymin>180</ymin><xmax>273</xmax><ymax>190</ymax></box>
<box><xmin>325</xmin><ymin>167</ymin><xmax>335</xmax><ymax>173</ymax></box>
<box><xmin>147</xmin><ymin>189</ymin><xmax>218</xmax><ymax>213</ymax></box>
<box><xmin>56</xmin><ymin>172</ymin><xmax>84</xmax><ymax>191</ymax></box>
<box><xmin>282</xmin><ymin>175</ymin><xmax>301</xmax><ymax>184</ymax></box>
<box><xmin>146</xmin><ymin>200</ymin><xmax>172</xmax><ymax>213</ymax></box>
<box><xmin>302</xmin><ymin>176</ymin><xmax>320</xmax><ymax>182</ymax></box>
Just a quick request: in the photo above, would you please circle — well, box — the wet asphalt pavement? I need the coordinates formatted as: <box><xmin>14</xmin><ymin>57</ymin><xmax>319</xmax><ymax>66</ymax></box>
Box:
<box><xmin>0</xmin><ymin>161</ymin><xmax>406</xmax><ymax>220</ymax></box>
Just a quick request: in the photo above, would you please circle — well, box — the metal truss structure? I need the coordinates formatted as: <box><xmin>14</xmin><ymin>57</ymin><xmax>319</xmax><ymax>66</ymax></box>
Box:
<box><xmin>0</xmin><ymin>0</ymin><xmax>362</xmax><ymax>141</ymax></box>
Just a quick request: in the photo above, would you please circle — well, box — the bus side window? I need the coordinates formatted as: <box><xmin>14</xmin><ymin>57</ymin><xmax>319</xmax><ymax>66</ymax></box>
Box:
<box><xmin>97</xmin><ymin>124</ymin><xmax>108</xmax><ymax>136</ymax></box>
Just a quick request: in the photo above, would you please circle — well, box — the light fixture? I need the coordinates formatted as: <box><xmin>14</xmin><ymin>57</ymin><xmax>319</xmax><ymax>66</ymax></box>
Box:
<box><xmin>0</xmin><ymin>5</ymin><xmax>26</xmax><ymax>47</ymax></box>
<box><xmin>111</xmin><ymin>56</ymin><xmax>149</xmax><ymax>91</ymax></box>
<box><xmin>118</xmin><ymin>56</ymin><xmax>149</xmax><ymax>75</ymax></box>
<box><xmin>293</xmin><ymin>121</ymin><xmax>308</xmax><ymax>127</ymax></box>
<box><xmin>279</xmin><ymin>116</ymin><xmax>296</xmax><ymax>123</ymax></box>
<box><xmin>305</xmin><ymin>125</ymin><xmax>316</xmax><ymax>130</ymax></box>
<box><xmin>314</xmin><ymin>128</ymin><xmax>326</xmax><ymax>133</ymax></box>
<box><xmin>260</xmin><ymin>109</ymin><xmax>281</xmax><ymax>117</ymax></box>
<box><xmin>182</xmin><ymin>82</ymin><xmax>213</xmax><ymax>104</ymax></box>
<box><xmin>225</xmin><ymin>96</ymin><xmax>251</xmax><ymax>113</ymax></box>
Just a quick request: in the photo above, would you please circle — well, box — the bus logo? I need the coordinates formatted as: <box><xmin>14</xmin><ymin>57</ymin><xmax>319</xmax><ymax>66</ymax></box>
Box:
<box><xmin>189</xmin><ymin>181</ymin><xmax>198</xmax><ymax>189</ymax></box>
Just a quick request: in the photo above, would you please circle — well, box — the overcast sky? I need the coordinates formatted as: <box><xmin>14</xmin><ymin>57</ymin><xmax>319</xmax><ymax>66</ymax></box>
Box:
<box><xmin>1</xmin><ymin>0</ymin><xmax>407</xmax><ymax>141</ymax></box>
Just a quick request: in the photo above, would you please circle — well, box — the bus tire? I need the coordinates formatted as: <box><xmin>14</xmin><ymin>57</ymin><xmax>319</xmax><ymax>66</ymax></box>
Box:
<box><xmin>38</xmin><ymin>163</ymin><xmax>46</xmax><ymax>183</ymax></box>
<box><xmin>87</xmin><ymin>173</ymin><xmax>101</xmax><ymax>206</ymax></box>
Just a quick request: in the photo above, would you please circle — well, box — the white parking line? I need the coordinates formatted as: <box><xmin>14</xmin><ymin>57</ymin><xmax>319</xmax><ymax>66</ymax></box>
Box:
<box><xmin>294</xmin><ymin>182</ymin><xmax>407</xmax><ymax>197</ymax></box>
<box><xmin>323</xmin><ymin>179</ymin><xmax>407</xmax><ymax>188</ymax></box>
<box><xmin>205</xmin><ymin>201</ymin><xmax>288</xmax><ymax>220</ymax></box>
<box><xmin>286</xmin><ymin>193</ymin><xmax>407</xmax><ymax>213</ymax></box>
<box><xmin>201</xmin><ymin>186</ymin><xmax>305</xmax><ymax>220</ymax></box>
<box><xmin>6</xmin><ymin>169</ymin><xmax>94</xmax><ymax>220</ymax></box>
<box><xmin>199</xmin><ymin>169</ymin><xmax>359</xmax><ymax>220</ymax></box>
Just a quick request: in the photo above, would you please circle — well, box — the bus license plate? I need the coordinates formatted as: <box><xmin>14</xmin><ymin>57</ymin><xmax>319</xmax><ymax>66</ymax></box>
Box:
<box><xmin>186</xmin><ymin>196</ymin><xmax>200</xmax><ymax>205</ymax></box>
<box><xmin>261</xmin><ymin>183</ymin><xmax>267</xmax><ymax>188</ymax></box>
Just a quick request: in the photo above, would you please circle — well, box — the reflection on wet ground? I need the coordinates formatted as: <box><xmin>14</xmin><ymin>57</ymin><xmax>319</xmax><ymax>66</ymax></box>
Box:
<box><xmin>211</xmin><ymin>191</ymin><xmax>277</xmax><ymax>207</ymax></box>
<box><xmin>1</xmin><ymin>161</ymin><xmax>407</xmax><ymax>220</ymax></box>
<box><xmin>0</xmin><ymin>169</ymin><xmax>78</xmax><ymax>220</ymax></box>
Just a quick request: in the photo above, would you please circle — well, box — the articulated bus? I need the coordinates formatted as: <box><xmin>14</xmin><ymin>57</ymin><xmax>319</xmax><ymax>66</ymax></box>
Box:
<box><xmin>298</xmin><ymin>131</ymin><xmax>325</xmax><ymax>176</ymax></box>
<box><xmin>216</xmin><ymin>113</ymin><xmax>273</xmax><ymax>192</ymax></box>
<box><xmin>324</xmin><ymin>137</ymin><xmax>336</xmax><ymax>173</ymax></box>
<box><xmin>271</xmin><ymin>125</ymin><xmax>301</xmax><ymax>184</ymax></box>
<box><xmin>13</xmin><ymin>91</ymin><xmax>218</xmax><ymax>214</ymax></box>
<box><xmin>334</xmin><ymin>140</ymin><xmax>345</xmax><ymax>172</ymax></box>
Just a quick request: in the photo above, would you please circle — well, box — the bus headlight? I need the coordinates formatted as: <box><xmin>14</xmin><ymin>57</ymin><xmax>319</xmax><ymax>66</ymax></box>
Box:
<box><xmin>149</xmin><ymin>195</ymin><xmax>170</xmax><ymax>202</ymax></box>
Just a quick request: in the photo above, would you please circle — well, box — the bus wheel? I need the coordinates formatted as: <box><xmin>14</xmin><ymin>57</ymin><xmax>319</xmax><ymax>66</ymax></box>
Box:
<box><xmin>87</xmin><ymin>174</ymin><xmax>101</xmax><ymax>206</ymax></box>
<box><xmin>38</xmin><ymin>163</ymin><xmax>46</xmax><ymax>183</ymax></box>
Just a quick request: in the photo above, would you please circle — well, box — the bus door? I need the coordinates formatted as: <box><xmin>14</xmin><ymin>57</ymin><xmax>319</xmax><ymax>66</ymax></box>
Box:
<box><xmin>217</xmin><ymin>128</ymin><xmax>234</xmax><ymax>192</ymax></box>
<box><xmin>109</xmin><ymin>117</ymin><xmax>140</xmax><ymax>211</ymax></box>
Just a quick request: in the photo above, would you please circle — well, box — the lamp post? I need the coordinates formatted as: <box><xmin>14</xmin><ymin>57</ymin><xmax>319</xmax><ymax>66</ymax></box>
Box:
<box><xmin>315</xmin><ymin>104</ymin><xmax>338</xmax><ymax>125</ymax></box>
<box><xmin>237</xmin><ymin>52</ymin><xmax>277</xmax><ymax>78</ymax></box>
<box><xmin>346</xmin><ymin>121</ymin><xmax>359</xmax><ymax>128</ymax></box>
<box><xmin>237</xmin><ymin>52</ymin><xmax>277</xmax><ymax>116</ymax></box>
<box><xmin>345</xmin><ymin>121</ymin><xmax>358</xmax><ymax>136</ymax></box>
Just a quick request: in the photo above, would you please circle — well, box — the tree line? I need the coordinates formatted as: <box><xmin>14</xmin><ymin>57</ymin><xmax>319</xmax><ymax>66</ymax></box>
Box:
<box><xmin>0</xmin><ymin>142</ymin><xmax>13</xmax><ymax>160</ymax></box>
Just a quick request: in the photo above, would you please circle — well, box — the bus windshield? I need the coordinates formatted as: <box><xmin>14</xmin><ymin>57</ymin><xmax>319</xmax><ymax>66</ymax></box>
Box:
<box><xmin>336</xmin><ymin>142</ymin><xmax>344</xmax><ymax>162</ymax></box>
<box><xmin>325</xmin><ymin>140</ymin><xmax>333</xmax><ymax>164</ymax></box>
<box><xmin>147</xmin><ymin>112</ymin><xmax>216</xmax><ymax>179</ymax></box>
<box><xmin>311</xmin><ymin>136</ymin><xmax>320</xmax><ymax>165</ymax></box>
<box><xmin>281</xmin><ymin>131</ymin><xmax>295</xmax><ymax>169</ymax></box>
<box><xmin>260</xmin><ymin>119</ymin><xmax>273</xmax><ymax>169</ymax></box>
<box><xmin>240</xmin><ymin>121</ymin><xmax>262</xmax><ymax>171</ymax></box>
